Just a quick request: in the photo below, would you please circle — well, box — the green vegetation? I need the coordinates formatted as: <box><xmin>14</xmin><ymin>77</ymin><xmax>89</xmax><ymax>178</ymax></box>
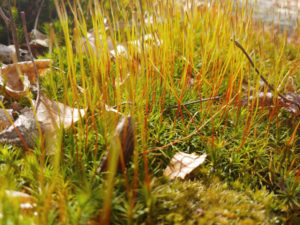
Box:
<box><xmin>0</xmin><ymin>0</ymin><xmax>299</xmax><ymax>224</ymax></box>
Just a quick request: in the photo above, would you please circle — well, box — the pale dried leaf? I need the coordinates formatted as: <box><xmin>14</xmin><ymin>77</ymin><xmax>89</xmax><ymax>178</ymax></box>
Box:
<box><xmin>128</xmin><ymin>34</ymin><xmax>162</xmax><ymax>55</ymax></box>
<box><xmin>80</xmin><ymin>32</ymin><xmax>114</xmax><ymax>56</ymax></box>
<box><xmin>0</xmin><ymin>44</ymin><xmax>30</xmax><ymax>64</ymax></box>
<box><xmin>0</xmin><ymin>44</ymin><xmax>13</xmax><ymax>64</ymax></box>
<box><xmin>36</xmin><ymin>95</ymin><xmax>86</xmax><ymax>133</ymax></box>
<box><xmin>0</xmin><ymin>109</ymin><xmax>38</xmax><ymax>148</ymax></box>
<box><xmin>240</xmin><ymin>91</ymin><xmax>275</xmax><ymax>106</ymax></box>
<box><xmin>164</xmin><ymin>152</ymin><xmax>207</xmax><ymax>180</ymax></box>
<box><xmin>284</xmin><ymin>92</ymin><xmax>300</xmax><ymax>116</ymax></box>
<box><xmin>28</xmin><ymin>29</ymin><xmax>49</xmax><ymax>56</ymax></box>
<box><xmin>0</xmin><ymin>96</ymin><xmax>85</xmax><ymax>150</ymax></box>
<box><xmin>30</xmin><ymin>29</ymin><xmax>47</xmax><ymax>40</ymax></box>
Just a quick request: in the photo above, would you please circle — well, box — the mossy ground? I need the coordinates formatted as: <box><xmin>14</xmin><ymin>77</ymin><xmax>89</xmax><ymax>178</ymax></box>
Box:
<box><xmin>0</xmin><ymin>0</ymin><xmax>300</xmax><ymax>224</ymax></box>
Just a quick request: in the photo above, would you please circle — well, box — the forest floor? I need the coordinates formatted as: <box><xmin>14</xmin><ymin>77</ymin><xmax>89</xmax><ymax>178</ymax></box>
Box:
<box><xmin>0</xmin><ymin>0</ymin><xmax>299</xmax><ymax>224</ymax></box>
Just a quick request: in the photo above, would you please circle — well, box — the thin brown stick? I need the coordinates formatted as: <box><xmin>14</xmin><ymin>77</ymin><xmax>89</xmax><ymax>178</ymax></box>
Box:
<box><xmin>34</xmin><ymin>0</ymin><xmax>45</xmax><ymax>30</ymax></box>
<box><xmin>233</xmin><ymin>39</ymin><xmax>300</xmax><ymax>110</ymax></box>
<box><xmin>165</xmin><ymin>96</ymin><xmax>220</xmax><ymax>110</ymax></box>
<box><xmin>0</xmin><ymin>7</ymin><xmax>10</xmax><ymax>26</ymax></box>
<box><xmin>20</xmin><ymin>11</ymin><xmax>41</xmax><ymax>109</ymax></box>
<box><xmin>7</xmin><ymin>0</ymin><xmax>20</xmax><ymax>62</ymax></box>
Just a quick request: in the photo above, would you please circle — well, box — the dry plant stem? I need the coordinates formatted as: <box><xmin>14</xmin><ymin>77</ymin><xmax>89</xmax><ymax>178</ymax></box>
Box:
<box><xmin>165</xmin><ymin>96</ymin><xmax>220</xmax><ymax>110</ymax></box>
<box><xmin>20</xmin><ymin>11</ymin><xmax>41</xmax><ymax>109</ymax></box>
<box><xmin>34</xmin><ymin>0</ymin><xmax>45</xmax><ymax>30</ymax></box>
<box><xmin>147</xmin><ymin>94</ymin><xmax>238</xmax><ymax>154</ymax></box>
<box><xmin>233</xmin><ymin>39</ymin><xmax>300</xmax><ymax>110</ymax></box>
<box><xmin>0</xmin><ymin>7</ymin><xmax>10</xmax><ymax>26</ymax></box>
<box><xmin>0</xmin><ymin>1</ymin><xmax>20</xmax><ymax>61</ymax></box>
<box><xmin>7</xmin><ymin>0</ymin><xmax>20</xmax><ymax>62</ymax></box>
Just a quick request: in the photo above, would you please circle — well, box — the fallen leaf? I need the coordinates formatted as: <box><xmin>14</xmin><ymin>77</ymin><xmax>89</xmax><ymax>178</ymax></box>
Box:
<box><xmin>97</xmin><ymin>115</ymin><xmax>135</xmax><ymax>172</ymax></box>
<box><xmin>284</xmin><ymin>92</ymin><xmax>300</xmax><ymax>116</ymax></box>
<box><xmin>240</xmin><ymin>78</ymin><xmax>300</xmax><ymax>116</ymax></box>
<box><xmin>30</xmin><ymin>29</ymin><xmax>48</xmax><ymax>40</ymax></box>
<box><xmin>0</xmin><ymin>44</ymin><xmax>31</xmax><ymax>64</ymax></box>
<box><xmin>240</xmin><ymin>91</ymin><xmax>275</xmax><ymax>107</ymax></box>
<box><xmin>0</xmin><ymin>109</ymin><xmax>39</xmax><ymax>148</ymax></box>
<box><xmin>28</xmin><ymin>29</ymin><xmax>49</xmax><ymax>56</ymax></box>
<box><xmin>164</xmin><ymin>152</ymin><xmax>207</xmax><ymax>180</ymax></box>
<box><xmin>0</xmin><ymin>59</ymin><xmax>51</xmax><ymax>98</ymax></box>
<box><xmin>80</xmin><ymin>32</ymin><xmax>128</xmax><ymax>59</ymax></box>
<box><xmin>128</xmin><ymin>34</ymin><xmax>162</xmax><ymax>55</ymax></box>
<box><xmin>35</xmin><ymin>94</ymin><xmax>86</xmax><ymax>133</ymax></box>
<box><xmin>0</xmin><ymin>95</ymin><xmax>86</xmax><ymax>150</ymax></box>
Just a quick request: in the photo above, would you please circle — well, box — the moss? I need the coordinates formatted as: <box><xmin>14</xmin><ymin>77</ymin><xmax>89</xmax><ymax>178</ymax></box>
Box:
<box><xmin>150</xmin><ymin>178</ymin><xmax>280</xmax><ymax>225</ymax></box>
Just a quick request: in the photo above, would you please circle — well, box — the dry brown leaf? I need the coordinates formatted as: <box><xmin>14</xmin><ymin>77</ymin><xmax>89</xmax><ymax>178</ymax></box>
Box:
<box><xmin>28</xmin><ymin>29</ymin><xmax>49</xmax><ymax>56</ymax></box>
<box><xmin>30</xmin><ymin>39</ymin><xmax>49</xmax><ymax>56</ymax></box>
<box><xmin>1</xmin><ymin>59</ymin><xmax>51</xmax><ymax>83</ymax></box>
<box><xmin>0</xmin><ymin>59</ymin><xmax>51</xmax><ymax>98</ymax></box>
<box><xmin>240</xmin><ymin>78</ymin><xmax>300</xmax><ymax>116</ymax></box>
<box><xmin>164</xmin><ymin>152</ymin><xmax>207</xmax><ymax>180</ymax></box>
<box><xmin>97</xmin><ymin>116</ymin><xmax>135</xmax><ymax>172</ymax></box>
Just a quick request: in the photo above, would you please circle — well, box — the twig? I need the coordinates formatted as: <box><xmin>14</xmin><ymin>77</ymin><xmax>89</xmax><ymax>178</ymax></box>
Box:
<box><xmin>20</xmin><ymin>11</ymin><xmax>41</xmax><ymax>109</ymax></box>
<box><xmin>34</xmin><ymin>0</ymin><xmax>45</xmax><ymax>31</ymax></box>
<box><xmin>146</xmin><ymin>93</ymin><xmax>238</xmax><ymax>153</ymax></box>
<box><xmin>7</xmin><ymin>0</ymin><xmax>21</xmax><ymax>62</ymax></box>
<box><xmin>232</xmin><ymin>39</ymin><xmax>300</xmax><ymax>110</ymax></box>
<box><xmin>0</xmin><ymin>7</ymin><xmax>10</xmax><ymax>26</ymax></box>
<box><xmin>165</xmin><ymin>96</ymin><xmax>220</xmax><ymax>110</ymax></box>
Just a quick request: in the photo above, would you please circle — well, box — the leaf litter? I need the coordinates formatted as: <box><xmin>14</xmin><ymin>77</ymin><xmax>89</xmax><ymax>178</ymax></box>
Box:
<box><xmin>0</xmin><ymin>58</ymin><xmax>85</xmax><ymax>151</ymax></box>
<box><xmin>234</xmin><ymin>40</ymin><xmax>300</xmax><ymax>117</ymax></box>
<box><xmin>164</xmin><ymin>152</ymin><xmax>207</xmax><ymax>180</ymax></box>
<box><xmin>97</xmin><ymin>115</ymin><xmax>135</xmax><ymax>172</ymax></box>
<box><xmin>0</xmin><ymin>59</ymin><xmax>51</xmax><ymax>98</ymax></box>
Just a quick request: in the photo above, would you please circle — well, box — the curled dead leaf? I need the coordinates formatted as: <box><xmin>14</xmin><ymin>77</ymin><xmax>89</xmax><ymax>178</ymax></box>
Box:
<box><xmin>164</xmin><ymin>152</ymin><xmax>207</xmax><ymax>180</ymax></box>
<box><xmin>28</xmin><ymin>29</ymin><xmax>49</xmax><ymax>56</ymax></box>
<box><xmin>98</xmin><ymin>115</ymin><xmax>135</xmax><ymax>172</ymax></box>
<box><xmin>0</xmin><ymin>59</ymin><xmax>51</xmax><ymax>98</ymax></box>
<box><xmin>35</xmin><ymin>94</ymin><xmax>86</xmax><ymax>133</ymax></box>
